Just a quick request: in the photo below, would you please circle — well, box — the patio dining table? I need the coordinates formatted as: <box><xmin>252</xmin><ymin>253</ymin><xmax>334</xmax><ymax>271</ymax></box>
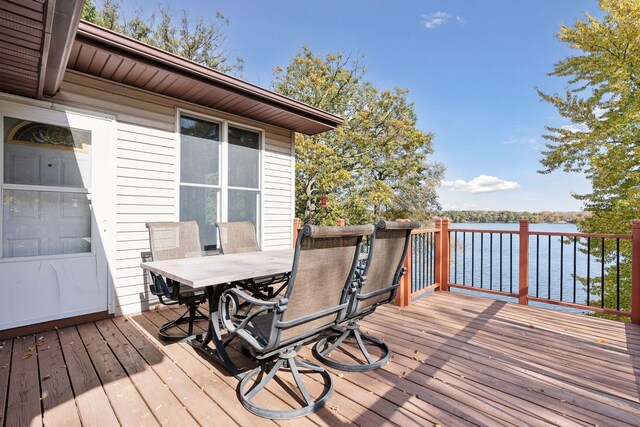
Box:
<box><xmin>140</xmin><ymin>248</ymin><xmax>294</xmax><ymax>376</ymax></box>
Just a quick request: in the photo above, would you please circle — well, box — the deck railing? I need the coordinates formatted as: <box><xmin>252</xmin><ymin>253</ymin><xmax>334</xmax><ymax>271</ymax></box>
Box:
<box><xmin>292</xmin><ymin>217</ymin><xmax>640</xmax><ymax>323</ymax></box>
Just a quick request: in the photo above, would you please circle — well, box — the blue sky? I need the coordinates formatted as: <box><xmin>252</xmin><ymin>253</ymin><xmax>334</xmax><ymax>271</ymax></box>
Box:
<box><xmin>123</xmin><ymin>0</ymin><xmax>602</xmax><ymax>212</ymax></box>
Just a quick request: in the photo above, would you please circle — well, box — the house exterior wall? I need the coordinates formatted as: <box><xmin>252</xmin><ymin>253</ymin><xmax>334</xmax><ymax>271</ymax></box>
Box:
<box><xmin>50</xmin><ymin>71</ymin><xmax>296</xmax><ymax>315</ymax></box>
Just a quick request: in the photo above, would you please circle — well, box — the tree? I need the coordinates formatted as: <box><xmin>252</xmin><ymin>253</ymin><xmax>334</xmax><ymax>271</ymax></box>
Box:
<box><xmin>82</xmin><ymin>0</ymin><xmax>243</xmax><ymax>75</ymax></box>
<box><xmin>539</xmin><ymin>0</ymin><xmax>640</xmax><ymax>315</ymax></box>
<box><xmin>273</xmin><ymin>46</ymin><xmax>443</xmax><ymax>225</ymax></box>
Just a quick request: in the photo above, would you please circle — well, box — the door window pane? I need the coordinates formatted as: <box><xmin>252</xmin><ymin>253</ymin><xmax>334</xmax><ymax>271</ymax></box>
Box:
<box><xmin>180</xmin><ymin>186</ymin><xmax>219</xmax><ymax>249</ymax></box>
<box><xmin>3</xmin><ymin>117</ymin><xmax>91</xmax><ymax>189</ymax></box>
<box><xmin>3</xmin><ymin>117</ymin><xmax>92</xmax><ymax>258</ymax></box>
<box><xmin>229</xmin><ymin>189</ymin><xmax>258</xmax><ymax>226</ymax></box>
<box><xmin>228</xmin><ymin>126</ymin><xmax>259</xmax><ymax>189</ymax></box>
<box><xmin>180</xmin><ymin>116</ymin><xmax>220</xmax><ymax>185</ymax></box>
<box><xmin>2</xmin><ymin>190</ymin><xmax>91</xmax><ymax>257</ymax></box>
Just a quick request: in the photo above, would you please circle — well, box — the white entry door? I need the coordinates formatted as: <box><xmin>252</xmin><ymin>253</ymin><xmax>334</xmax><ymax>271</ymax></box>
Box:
<box><xmin>0</xmin><ymin>101</ymin><xmax>113</xmax><ymax>330</ymax></box>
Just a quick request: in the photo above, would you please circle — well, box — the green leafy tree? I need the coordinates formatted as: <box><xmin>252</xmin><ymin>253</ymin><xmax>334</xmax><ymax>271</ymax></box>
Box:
<box><xmin>82</xmin><ymin>0</ymin><xmax>243</xmax><ymax>75</ymax></box>
<box><xmin>273</xmin><ymin>47</ymin><xmax>443</xmax><ymax>225</ymax></box>
<box><xmin>539</xmin><ymin>0</ymin><xmax>640</xmax><ymax>316</ymax></box>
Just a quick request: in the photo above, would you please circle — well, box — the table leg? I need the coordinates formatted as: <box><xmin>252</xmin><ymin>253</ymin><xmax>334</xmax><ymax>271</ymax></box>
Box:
<box><xmin>190</xmin><ymin>284</ymin><xmax>243</xmax><ymax>377</ymax></box>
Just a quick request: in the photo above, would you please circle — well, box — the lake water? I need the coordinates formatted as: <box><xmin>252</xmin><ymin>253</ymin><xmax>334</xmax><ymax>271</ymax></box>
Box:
<box><xmin>429</xmin><ymin>223</ymin><xmax>606</xmax><ymax>313</ymax></box>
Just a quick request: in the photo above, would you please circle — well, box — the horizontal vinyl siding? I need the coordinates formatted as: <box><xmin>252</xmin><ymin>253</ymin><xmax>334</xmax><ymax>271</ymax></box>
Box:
<box><xmin>53</xmin><ymin>72</ymin><xmax>295</xmax><ymax>315</ymax></box>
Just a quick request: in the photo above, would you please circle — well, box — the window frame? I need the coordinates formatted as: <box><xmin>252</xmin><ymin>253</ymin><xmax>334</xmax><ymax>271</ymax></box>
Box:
<box><xmin>176</xmin><ymin>109</ymin><xmax>264</xmax><ymax>249</ymax></box>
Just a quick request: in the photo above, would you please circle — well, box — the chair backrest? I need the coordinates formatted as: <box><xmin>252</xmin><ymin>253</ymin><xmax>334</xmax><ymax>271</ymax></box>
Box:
<box><xmin>216</xmin><ymin>221</ymin><xmax>260</xmax><ymax>254</ymax></box>
<box><xmin>354</xmin><ymin>220</ymin><xmax>420</xmax><ymax>314</ymax></box>
<box><xmin>146</xmin><ymin>221</ymin><xmax>203</xmax><ymax>261</ymax></box>
<box><xmin>275</xmin><ymin>224</ymin><xmax>374</xmax><ymax>345</ymax></box>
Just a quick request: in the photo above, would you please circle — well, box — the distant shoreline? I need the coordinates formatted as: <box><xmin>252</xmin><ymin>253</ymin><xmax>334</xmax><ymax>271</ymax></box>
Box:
<box><xmin>440</xmin><ymin>210</ymin><xmax>589</xmax><ymax>224</ymax></box>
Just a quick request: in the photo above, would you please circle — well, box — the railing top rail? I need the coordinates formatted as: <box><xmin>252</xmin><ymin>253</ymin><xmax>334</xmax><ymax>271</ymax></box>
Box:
<box><xmin>529</xmin><ymin>231</ymin><xmax>631</xmax><ymax>239</ymax></box>
<box><xmin>412</xmin><ymin>228</ymin><xmax>438</xmax><ymax>235</ymax></box>
<box><xmin>448</xmin><ymin>228</ymin><xmax>518</xmax><ymax>234</ymax></box>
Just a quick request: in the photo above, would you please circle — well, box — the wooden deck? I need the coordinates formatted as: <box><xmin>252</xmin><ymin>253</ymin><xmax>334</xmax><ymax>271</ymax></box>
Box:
<box><xmin>1</xmin><ymin>292</ymin><xmax>640</xmax><ymax>426</ymax></box>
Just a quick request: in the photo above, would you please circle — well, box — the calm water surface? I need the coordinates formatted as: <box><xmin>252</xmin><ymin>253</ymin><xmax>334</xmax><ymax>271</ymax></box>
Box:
<box><xmin>441</xmin><ymin>223</ymin><xmax>598</xmax><ymax>313</ymax></box>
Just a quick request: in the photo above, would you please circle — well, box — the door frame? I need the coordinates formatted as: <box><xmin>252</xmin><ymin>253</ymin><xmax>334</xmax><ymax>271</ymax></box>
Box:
<box><xmin>0</xmin><ymin>94</ymin><xmax>116</xmax><ymax>328</ymax></box>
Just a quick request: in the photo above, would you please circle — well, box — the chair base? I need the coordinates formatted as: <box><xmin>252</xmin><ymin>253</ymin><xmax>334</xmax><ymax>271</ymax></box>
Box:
<box><xmin>313</xmin><ymin>323</ymin><xmax>391</xmax><ymax>372</ymax></box>
<box><xmin>238</xmin><ymin>349</ymin><xmax>333</xmax><ymax>419</ymax></box>
<box><xmin>158</xmin><ymin>305</ymin><xmax>209</xmax><ymax>342</ymax></box>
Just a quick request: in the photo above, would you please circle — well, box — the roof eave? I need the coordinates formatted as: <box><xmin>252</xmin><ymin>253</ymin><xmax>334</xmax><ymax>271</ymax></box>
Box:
<box><xmin>73</xmin><ymin>21</ymin><xmax>344</xmax><ymax>134</ymax></box>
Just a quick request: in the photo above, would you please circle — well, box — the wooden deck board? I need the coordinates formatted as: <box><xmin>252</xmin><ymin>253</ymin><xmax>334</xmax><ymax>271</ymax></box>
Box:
<box><xmin>0</xmin><ymin>339</ymin><xmax>12</xmax><ymax>427</ymax></box>
<box><xmin>37</xmin><ymin>330</ymin><xmax>82</xmax><ymax>427</ymax></box>
<box><xmin>1</xmin><ymin>292</ymin><xmax>640</xmax><ymax>426</ymax></box>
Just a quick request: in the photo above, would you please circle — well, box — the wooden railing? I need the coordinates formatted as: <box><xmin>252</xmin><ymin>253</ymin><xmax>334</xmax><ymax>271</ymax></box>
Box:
<box><xmin>292</xmin><ymin>217</ymin><xmax>640</xmax><ymax>324</ymax></box>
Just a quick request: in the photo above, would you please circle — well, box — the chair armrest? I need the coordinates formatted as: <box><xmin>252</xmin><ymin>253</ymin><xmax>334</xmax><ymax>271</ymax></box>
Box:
<box><xmin>219</xmin><ymin>287</ymin><xmax>288</xmax><ymax>334</ymax></box>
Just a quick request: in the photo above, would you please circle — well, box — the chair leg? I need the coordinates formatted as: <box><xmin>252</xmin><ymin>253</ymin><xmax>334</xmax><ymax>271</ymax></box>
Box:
<box><xmin>158</xmin><ymin>304</ymin><xmax>209</xmax><ymax>342</ymax></box>
<box><xmin>238</xmin><ymin>349</ymin><xmax>333</xmax><ymax>419</ymax></box>
<box><xmin>313</xmin><ymin>322</ymin><xmax>391</xmax><ymax>372</ymax></box>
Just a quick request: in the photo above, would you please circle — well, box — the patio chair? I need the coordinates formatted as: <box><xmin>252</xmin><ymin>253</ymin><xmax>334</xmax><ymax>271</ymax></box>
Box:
<box><xmin>144</xmin><ymin>221</ymin><xmax>208</xmax><ymax>342</ymax></box>
<box><xmin>314</xmin><ymin>220</ymin><xmax>419</xmax><ymax>371</ymax></box>
<box><xmin>217</xmin><ymin>221</ymin><xmax>289</xmax><ymax>298</ymax></box>
<box><xmin>219</xmin><ymin>224</ymin><xmax>374</xmax><ymax>419</ymax></box>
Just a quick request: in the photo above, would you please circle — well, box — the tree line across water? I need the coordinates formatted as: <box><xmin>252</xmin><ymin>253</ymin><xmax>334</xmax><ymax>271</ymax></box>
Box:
<box><xmin>440</xmin><ymin>210</ymin><xmax>591</xmax><ymax>224</ymax></box>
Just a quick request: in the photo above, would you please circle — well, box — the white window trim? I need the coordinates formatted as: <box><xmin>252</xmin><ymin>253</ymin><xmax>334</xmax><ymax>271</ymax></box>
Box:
<box><xmin>176</xmin><ymin>109</ymin><xmax>264</xmax><ymax>248</ymax></box>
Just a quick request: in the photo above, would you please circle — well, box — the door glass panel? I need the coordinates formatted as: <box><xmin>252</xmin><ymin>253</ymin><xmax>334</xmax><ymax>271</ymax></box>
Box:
<box><xmin>180</xmin><ymin>186</ymin><xmax>219</xmax><ymax>249</ymax></box>
<box><xmin>229</xmin><ymin>189</ymin><xmax>258</xmax><ymax>226</ymax></box>
<box><xmin>3</xmin><ymin>117</ymin><xmax>93</xmax><ymax>258</ymax></box>
<box><xmin>2</xmin><ymin>190</ymin><xmax>91</xmax><ymax>257</ymax></box>
<box><xmin>3</xmin><ymin>117</ymin><xmax>91</xmax><ymax>189</ymax></box>
<box><xmin>228</xmin><ymin>126</ymin><xmax>259</xmax><ymax>189</ymax></box>
<box><xmin>180</xmin><ymin>116</ymin><xmax>220</xmax><ymax>185</ymax></box>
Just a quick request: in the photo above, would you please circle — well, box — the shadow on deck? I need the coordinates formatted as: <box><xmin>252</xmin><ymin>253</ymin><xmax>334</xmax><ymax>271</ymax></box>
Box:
<box><xmin>1</xmin><ymin>292</ymin><xmax>640</xmax><ymax>426</ymax></box>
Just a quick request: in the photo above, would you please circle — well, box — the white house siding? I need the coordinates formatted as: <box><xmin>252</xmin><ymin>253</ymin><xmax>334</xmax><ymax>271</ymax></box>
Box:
<box><xmin>52</xmin><ymin>71</ymin><xmax>295</xmax><ymax>315</ymax></box>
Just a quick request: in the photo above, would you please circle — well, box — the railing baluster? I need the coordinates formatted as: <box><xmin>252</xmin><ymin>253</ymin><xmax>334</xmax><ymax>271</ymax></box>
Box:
<box><xmin>601</xmin><ymin>237</ymin><xmax>605</xmax><ymax>309</ymax></box>
<box><xmin>560</xmin><ymin>236</ymin><xmax>564</xmax><ymax>302</ymax></box>
<box><xmin>500</xmin><ymin>234</ymin><xmax>503</xmax><ymax>292</ymax></box>
<box><xmin>573</xmin><ymin>236</ymin><xmax>577</xmax><ymax>304</ymax></box>
<box><xmin>480</xmin><ymin>233</ymin><xmax>484</xmax><ymax>288</ymax></box>
<box><xmin>587</xmin><ymin>237</ymin><xmax>591</xmax><ymax>306</ymax></box>
<box><xmin>548</xmin><ymin>235</ymin><xmax>552</xmax><ymax>300</ymax></box>
<box><xmin>616</xmin><ymin>237</ymin><xmax>620</xmax><ymax>311</ymax></box>
<box><xmin>463</xmin><ymin>232</ymin><xmax>466</xmax><ymax>285</ymax></box>
<box><xmin>454</xmin><ymin>231</ymin><xmax>458</xmax><ymax>284</ymax></box>
<box><xmin>490</xmin><ymin>233</ymin><xmax>493</xmax><ymax>290</ymax></box>
<box><xmin>536</xmin><ymin>235</ymin><xmax>540</xmax><ymax>298</ymax></box>
<box><xmin>471</xmin><ymin>232</ymin><xmax>475</xmax><ymax>287</ymax></box>
<box><xmin>510</xmin><ymin>234</ymin><xmax>513</xmax><ymax>294</ymax></box>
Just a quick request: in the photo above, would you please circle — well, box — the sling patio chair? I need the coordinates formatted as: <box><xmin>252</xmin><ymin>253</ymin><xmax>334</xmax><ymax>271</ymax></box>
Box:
<box><xmin>144</xmin><ymin>221</ymin><xmax>208</xmax><ymax>342</ymax></box>
<box><xmin>219</xmin><ymin>224</ymin><xmax>374</xmax><ymax>419</ymax></box>
<box><xmin>314</xmin><ymin>220</ymin><xmax>419</xmax><ymax>371</ymax></box>
<box><xmin>217</xmin><ymin>221</ymin><xmax>289</xmax><ymax>299</ymax></box>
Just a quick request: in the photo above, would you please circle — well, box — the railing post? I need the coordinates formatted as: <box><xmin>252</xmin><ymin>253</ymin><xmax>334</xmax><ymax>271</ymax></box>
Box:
<box><xmin>632</xmin><ymin>220</ymin><xmax>640</xmax><ymax>324</ymax></box>
<box><xmin>293</xmin><ymin>218</ymin><xmax>301</xmax><ymax>246</ymax></box>
<box><xmin>518</xmin><ymin>218</ymin><xmax>529</xmax><ymax>305</ymax></box>
<box><xmin>440</xmin><ymin>218</ymin><xmax>450</xmax><ymax>291</ymax></box>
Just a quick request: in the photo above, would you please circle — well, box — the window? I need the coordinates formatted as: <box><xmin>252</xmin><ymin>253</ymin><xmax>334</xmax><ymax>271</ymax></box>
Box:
<box><xmin>179</xmin><ymin>115</ymin><xmax>261</xmax><ymax>249</ymax></box>
<box><xmin>2</xmin><ymin>117</ymin><xmax>92</xmax><ymax>257</ymax></box>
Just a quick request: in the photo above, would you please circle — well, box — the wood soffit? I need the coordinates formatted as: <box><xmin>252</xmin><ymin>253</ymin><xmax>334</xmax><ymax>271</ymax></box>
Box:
<box><xmin>0</xmin><ymin>0</ymin><xmax>83</xmax><ymax>99</ymax></box>
<box><xmin>69</xmin><ymin>21</ymin><xmax>343</xmax><ymax>135</ymax></box>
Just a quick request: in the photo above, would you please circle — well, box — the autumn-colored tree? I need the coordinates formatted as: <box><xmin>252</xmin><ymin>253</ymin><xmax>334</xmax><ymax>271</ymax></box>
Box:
<box><xmin>539</xmin><ymin>0</ymin><xmax>639</xmax><ymax>315</ymax></box>
<box><xmin>273</xmin><ymin>47</ymin><xmax>443</xmax><ymax>225</ymax></box>
<box><xmin>82</xmin><ymin>0</ymin><xmax>243</xmax><ymax>75</ymax></box>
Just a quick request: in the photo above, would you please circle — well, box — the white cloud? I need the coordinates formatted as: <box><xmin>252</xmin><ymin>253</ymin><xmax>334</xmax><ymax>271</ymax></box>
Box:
<box><xmin>504</xmin><ymin>137</ymin><xmax>541</xmax><ymax>150</ymax></box>
<box><xmin>441</xmin><ymin>175</ymin><xmax>521</xmax><ymax>194</ymax></box>
<box><xmin>421</xmin><ymin>12</ymin><xmax>466</xmax><ymax>29</ymax></box>
<box><xmin>561</xmin><ymin>124</ymin><xmax>589</xmax><ymax>133</ymax></box>
<box><xmin>593</xmin><ymin>106</ymin><xmax>607</xmax><ymax>119</ymax></box>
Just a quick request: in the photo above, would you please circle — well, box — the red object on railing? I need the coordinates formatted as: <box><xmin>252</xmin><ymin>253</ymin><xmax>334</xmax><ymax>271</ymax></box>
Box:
<box><xmin>518</xmin><ymin>219</ymin><xmax>529</xmax><ymax>305</ymax></box>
